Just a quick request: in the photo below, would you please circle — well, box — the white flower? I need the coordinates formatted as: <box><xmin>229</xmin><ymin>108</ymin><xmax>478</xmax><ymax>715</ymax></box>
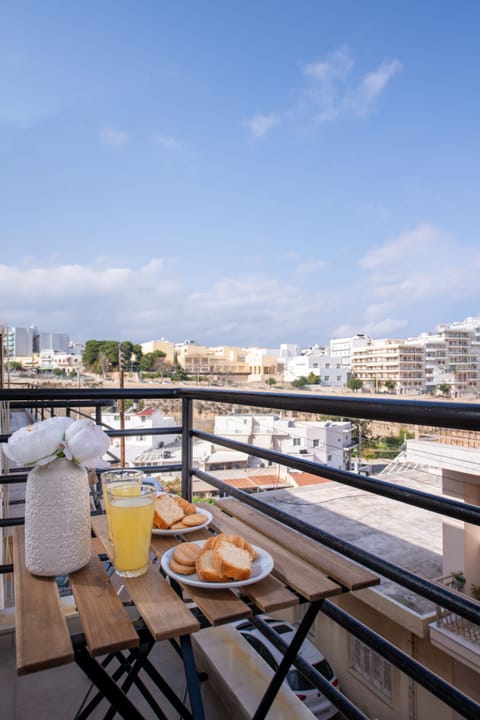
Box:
<box><xmin>2</xmin><ymin>417</ymin><xmax>110</xmax><ymax>469</ymax></box>
<box><xmin>64</xmin><ymin>419</ymin><xmax>111</xmax><ymax>465</ymax></box>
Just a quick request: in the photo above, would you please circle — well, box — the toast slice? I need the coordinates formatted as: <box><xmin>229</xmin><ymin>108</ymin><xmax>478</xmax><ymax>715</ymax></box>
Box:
<box><xmin>195</xmin><ymin>548</ymin><xmax>231</xmax><ymax>583</ymax></box>
<box><xmin>213</xmin><ymin>540</ymin><xmax>252</xmax><ymax>581</ymax></box>
<box><xmin>203</xmin><ymin>533</ymin><xmax>257</xmax><ymax>559</ymax></box>
<box><xmin>153</xmin><ymin>494</ymin><xmax>185</xmax><ymax>529</ymax></box>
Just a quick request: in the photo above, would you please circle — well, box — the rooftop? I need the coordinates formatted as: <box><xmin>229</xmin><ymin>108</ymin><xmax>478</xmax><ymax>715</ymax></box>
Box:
<box><xmin>261</xmin><ymin>466</ymin><xmax>443</xmax><ymax>617</ymax></box>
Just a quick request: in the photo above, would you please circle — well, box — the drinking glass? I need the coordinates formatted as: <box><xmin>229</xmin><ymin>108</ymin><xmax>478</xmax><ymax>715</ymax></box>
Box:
<box><xmin>107</xmin><ymin>483</ymin><xmax>156</xmax><ymax>578</ymax></box>
<box><xmin>100</xmin><ymin>469</ymin><xmax>144</xmax><ymax>542</ymax></box>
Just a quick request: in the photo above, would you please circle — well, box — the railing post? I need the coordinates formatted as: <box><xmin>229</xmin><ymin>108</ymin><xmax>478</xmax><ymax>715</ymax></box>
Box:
<box><xmin>181</xmin><ymin>396</ymin><xmax>193</xmax><ymax>501</ymax></box>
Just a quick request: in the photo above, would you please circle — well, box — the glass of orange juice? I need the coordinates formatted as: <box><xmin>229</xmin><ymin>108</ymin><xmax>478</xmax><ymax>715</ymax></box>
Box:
<box><xmin>100</xmin><ymin>469</ymin><xmax>143</xmax><ymax>542</ymax></box>
<box><xmin>107</xmin><ymin>483</ymin><xmax>156</xmax><ymax>578</ymax></box>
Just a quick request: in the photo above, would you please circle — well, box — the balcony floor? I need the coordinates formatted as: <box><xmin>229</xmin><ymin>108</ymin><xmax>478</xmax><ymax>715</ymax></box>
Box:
<box><xmin>0</xmin><ymin>629</ymin><xmax>230</xmax><ymax>720</ymax></box>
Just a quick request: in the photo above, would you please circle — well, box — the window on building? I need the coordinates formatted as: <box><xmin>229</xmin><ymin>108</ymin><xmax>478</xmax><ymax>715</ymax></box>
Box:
<box><xmin>312</xmin><ymin>439</ymin><xmax>319</xmax><ymax>447</ymax></box>
<box><xmin>350</xmin><ymin>637</ymin><xmax>392</xmax><ymax>702</ymax></box>
<box><xmin>293</xmin><ymin>438</ymin><xmax>301</xmax><ymax>446</ymax></box>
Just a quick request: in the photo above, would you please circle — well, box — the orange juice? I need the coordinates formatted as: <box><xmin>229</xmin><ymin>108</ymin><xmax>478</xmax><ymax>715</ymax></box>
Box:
<box><xmin>100</xmin><ymin>469</ymin><xmax>143</xmax><ymax>541</ymax></box>
<box><xmin>104</xmin><ymin>483</ymin><xmax>141</xmax><ymax>541</ymax></box>
<box><xmin>108</xmin><ymin>484</ymin><xmax>156</xmax><ymax>577</ymax></box>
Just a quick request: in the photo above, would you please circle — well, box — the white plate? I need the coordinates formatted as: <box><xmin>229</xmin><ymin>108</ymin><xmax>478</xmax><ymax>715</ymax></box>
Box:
<box><xmin>160</xmin><ymin>539</ymin><xmax>274</xmax><ymax>589</ymax></box>
<box><xmin>152</xmin><ymin>507</ymin><xmax>213</xmax><ymax>536</ymax></box>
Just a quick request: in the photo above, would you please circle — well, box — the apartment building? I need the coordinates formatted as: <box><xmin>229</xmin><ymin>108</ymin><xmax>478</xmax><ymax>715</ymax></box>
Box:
<box><xmin>3</xmin><ymin>326</ymin><xmax>36</xmax><ymax>358</ymax></box>
<box><xmin>39</xmin><ymin>349</ymin><xmax>82</xmax><ymax>371</ymax></box>
<box><xmin>329</xmin><ymin>333</ymin><xmax>371</xmax><ymax>368</ymax></box>
<box><xmin>412</xmin><ymin>325</ymin><xmax>479</xmax><ymax>396</ymax></box>
<box><xmin>37</xmin><ymin>331</ymin><xmax>69</xmax><ymax>353</ymax></box>
<box><xmin>351</xmin><ymin>338</ymin><xmax>425</xmax><ymax>394</ymax></box>
<box><xmin>273</xmin><ymin>418</ymin><xmax>352</xmax><ymax>469</ymax></box>
<box><xmin>102</xmin><ymin>406</ymin><xmax>177</xmax><ymax>465</ymax></box>
<box><xmin>283</xmin><ymin>347</ymin><xmax>350</xmax><ymax>386</ymax></box>
<box><xmin>214</xmin><ymin>413</ymin><xmax>353</xmax><ymax>470</ymax></box>
<box><xmin>139</xmin><ymin>339</ymin><xmax>176</xmax><ymax>365</ymax></box>
<box><xmin>174</xmin><ymin>342</ymin><xmax>279</xmax><ymax>382</ymax></box>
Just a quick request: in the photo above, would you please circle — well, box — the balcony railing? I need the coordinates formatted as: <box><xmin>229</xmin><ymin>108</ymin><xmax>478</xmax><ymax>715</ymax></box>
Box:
<box><xmin>1</xmin><ymin>386</ymin><xmax>480</xmax><ymax>719</ymax></box>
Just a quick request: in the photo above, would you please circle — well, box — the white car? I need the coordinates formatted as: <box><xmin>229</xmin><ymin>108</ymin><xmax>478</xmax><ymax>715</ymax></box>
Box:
<box><xmin>232</xmin><ymin>615</ymin><xmax>339</xmax><ymax>720</ymax></box>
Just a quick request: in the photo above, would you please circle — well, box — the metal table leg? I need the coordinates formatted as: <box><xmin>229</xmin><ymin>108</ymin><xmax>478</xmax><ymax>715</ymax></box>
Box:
<box><xmin>251</xmin><ymin>601</ymin><xmax>322</xmax><ymax>720</ymax></box>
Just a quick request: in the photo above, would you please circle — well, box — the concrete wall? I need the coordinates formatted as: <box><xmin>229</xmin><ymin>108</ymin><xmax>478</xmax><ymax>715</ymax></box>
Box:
<box><xmin>307</xmin><ymin>593</ymin><xmax>459</xmax><ymax>720</ymax></box>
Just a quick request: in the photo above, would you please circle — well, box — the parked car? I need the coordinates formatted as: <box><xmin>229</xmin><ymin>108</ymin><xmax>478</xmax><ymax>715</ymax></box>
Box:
<box><xmin>232</xmin><ymin>615</ymin><xmax>339</xmax><ymax>719</ymax></box>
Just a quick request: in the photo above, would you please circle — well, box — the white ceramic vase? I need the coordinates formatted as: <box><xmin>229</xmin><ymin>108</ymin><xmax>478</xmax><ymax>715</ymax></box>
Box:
<box><xmin>25</xmin><ymin>457</ymin><xmax>91</xmax><ymax>576</ymax></box>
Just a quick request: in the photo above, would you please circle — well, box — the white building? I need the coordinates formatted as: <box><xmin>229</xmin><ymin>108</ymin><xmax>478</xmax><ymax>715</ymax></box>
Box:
<box><xmin>329</xmin><ymin>334</ymin><xmax>371</xmax><ymax>368</ymax></box>
<box><xmin>411</xmin><ymin>324</ymin><xmax>479</xmax><ymax>397</ymax></box>
<box><xmin>351</xmin><ymin>338</ymin><xmax>425</xmax><ymax>394</ymax></box>
<box><xmin>102</xmin><ymin>407</ymin><xmax>178</xmax><ymax>465</ymax></box>
<box><xmin>214</xmin><ymin>413</ymin><xmax>353</xmax><ymax>470</ymax></box>
<box><xmin>39</xmin><ymin>350</ymin><xmax>82</xmax><ymax>371</ymax></box>
<box><xmin>273</xmin><ymin>418</ymin><xmax>352</xmax><ymax>469</ymax></box>
<box><xmin>283</xmin><ymin>349</ymin><xmax>349</xmax><ymax>386</ymax></box>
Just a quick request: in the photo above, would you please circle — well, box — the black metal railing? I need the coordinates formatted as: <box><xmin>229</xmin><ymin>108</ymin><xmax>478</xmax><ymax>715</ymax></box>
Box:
<box><xmin>1</xmin><ymin>386</ymin><xmax>480</xmax><ymax>719</ymax></box>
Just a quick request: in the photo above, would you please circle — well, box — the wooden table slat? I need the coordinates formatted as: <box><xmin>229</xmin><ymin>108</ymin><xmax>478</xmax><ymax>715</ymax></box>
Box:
<box><xmin>150</xmin><ymin>523</ymin><xmax>297</xmax><ymax>618</ymax></box>
<box><xmin>203</xmin><ymin>504</ymin><xmax>342</xmax><ymax>601</ymax></box>
<box><xmin>239</xmin><ymin>574</ymin><xmax>299</xmax><ymax>614</ymax></box>
<box><xmin>69</xmin><ymin>553</ymin><xmax>139</xmax><ymax>656</ymax></box>
<box><xmin>215</xmin><ymin>498</ymin><xmax>380</xmax><ymax>591</ymax></box>
<box><xmin>186</xmin><ymin>586</ymin><xmax>252</xmax><ymax>626</ymax></box>
<box><xmin>92</xmin><ymin>515</ymin><xmax>200</xmax><ymax>640</ymax></box>
<box><xmin>13</xmin><ymin>527</ymin><xmax>74</xmax><ymax>674</ymax></box>
<box><xmin>150</xmin><ymin>523</ymin><xmax>253</xmax><ymax>626</ymax></box>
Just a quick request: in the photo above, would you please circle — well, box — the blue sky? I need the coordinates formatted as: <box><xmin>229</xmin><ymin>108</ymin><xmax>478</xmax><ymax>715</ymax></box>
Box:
<box><xmin>1</xmin><ymin>1</ymin><xmax>480</xmax><ymax>347</ymax></box>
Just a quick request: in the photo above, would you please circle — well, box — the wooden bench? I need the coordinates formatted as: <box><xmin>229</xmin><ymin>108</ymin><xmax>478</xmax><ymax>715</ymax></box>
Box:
<box><xmin>192</xmin><ymin>624</ymin><xmax>317</xmax><ymax>720</ymax></box>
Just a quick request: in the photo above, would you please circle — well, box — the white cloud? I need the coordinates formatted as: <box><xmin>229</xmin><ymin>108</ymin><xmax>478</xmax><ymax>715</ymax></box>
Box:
<box><xmin>295</xmin><ymin>259</ymin><xmax>328</xmax><ymax>276</ymax></box>
<box><xmin>0</xmin><ymin>260</ymin><xmax>345</xmax><ymax>346</ymax></box>
<box><xmin>2</xmin><ymin>230</ymin><xmax>479</xmax><ymax>349</ymax></box>
<box><xmin>302</xmin><ymin>45</ymin><xmax>354</xmax><ymax>122</ymax></box>
<box><xmin>346</xmin><ymin>223</ymin><xmax>480</xmax><ymax>338</ymax></box>
<box><xmin>347</xmin><ymin>60</ymin><xmax>403</xmax><ymax>115</ymax></box>
<box><xmin>360</xmin><ymin>223</ymin><xmax>450</xmax><ymax>270</ymax></box>
<box><xmin>99</xmin><ymin>127</ymin><xmax>129</xmax><ymax>147</ymax></box>
<box><xmin>244</xmin><ymin>113</ymin><xmax>280</xmax><ymax>139</ymax></box>
<box><xmin>300</xmin><ymin>47</ymin><xmax>402</xmax><ymax>124</ymax></box>
<box><xmin>243</xmin><ymin>47</ymin><xmax>401</xmax><ymax>139</ymax></box>
<box><xmin>151</xmin><ymin>133</ymin><xmax>182</xmax><ymax>150</ymax></box>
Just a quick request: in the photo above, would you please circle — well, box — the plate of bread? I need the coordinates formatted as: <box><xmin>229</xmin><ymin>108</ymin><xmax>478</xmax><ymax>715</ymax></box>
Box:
<box><xmin>152</xmin><ymin>493</ymin><xmax>212</xmax><ymax>535</ymax></box>
<box><xmin>160</xmin><ymin>534</ymin><xmax>274</xmax><ymax>589</ymax></box>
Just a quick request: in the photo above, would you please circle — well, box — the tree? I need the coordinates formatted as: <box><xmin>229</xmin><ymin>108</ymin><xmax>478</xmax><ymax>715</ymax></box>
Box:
<box><xmin>307</xmin><ymin>372</ymin><xmax>320</xmax><ymax>385</ymax></box>
<box><xmin>265</xmin><ymin>377</ymin><xmax>277</xmax><ymax>386</ymax></box>
<box><xmin>292</xmin><ymin>376</ymin><xmax>308</xmax><ymax>388</ymax></box>
<box><xmin>438</xmin><ymin>383</ymin><xmax>451</xmax><ymax>397</ymax></box>
<box><xmin>7</xmin><ymin>360</ymin><xmax>23</xmax><ymax>372</ymax></box>
<box><xmin>347</xmin><ymin>377</ymin><xmax>363</xmax><ymax>392</ymax></box>
<box><xmin>83</xmin><ymin>340</ymin><xmax>103</xmax><ymax>369</ymax></box>
<box><xmin>384</xmin><ymin>379</ymin><xmax>396</xmax><ymax>394</ymax></box>
<box><xmin>140</xmin><ymin>350</ymin><xmax>166</xmax><ymax>373</ymax></box>
<box><xmin>83</xmin><ymin>339</ymin><xmax>142</xmax><ymax>374</ymax></box>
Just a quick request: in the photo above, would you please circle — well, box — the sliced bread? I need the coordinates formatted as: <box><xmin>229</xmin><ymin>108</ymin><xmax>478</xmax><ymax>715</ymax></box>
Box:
<box><xmin>195</xmin><ymin>548</ymin><xmax>231</xmax><ymax>583</ymax></box>
<box><xmin>213</xmin><ymin>540</ymin><xmax>252</xmax><ymax>581</ymax></box>
<box><xmin>153</xmin><ymin>494</ymin><xmax>185</xmax><ymax>529</ymax></box>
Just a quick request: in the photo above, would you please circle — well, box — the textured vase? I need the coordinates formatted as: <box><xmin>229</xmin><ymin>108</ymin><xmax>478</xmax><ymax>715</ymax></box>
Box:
<box><xmin>25</xmin><ymin>457</ymin><xmax>91</xmax><ymax>576</ymax></box>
